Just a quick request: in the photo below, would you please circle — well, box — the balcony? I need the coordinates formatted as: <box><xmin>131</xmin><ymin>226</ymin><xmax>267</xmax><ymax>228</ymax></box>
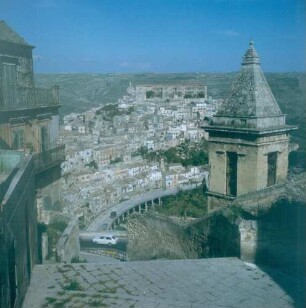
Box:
<box><xmin>33</xmin><ymin>144</ymin><xmax>65</xmax><ymax>174</ymax></box>
<box><xmin>0</xmin><ymin>86</ymin><xmax>59</xmax><ymax>111</ymax></box>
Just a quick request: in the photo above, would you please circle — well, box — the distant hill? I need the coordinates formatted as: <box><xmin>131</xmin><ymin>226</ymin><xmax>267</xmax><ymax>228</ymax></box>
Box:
<box><xmin>35</xmin><ymin>72</ymin><xmax>306</xmax><ymax>148</ymax></box>
<box><xmin>34</xmin><ymin>72</ymin><xmax>234</xmax><ymax>116</ymax></box>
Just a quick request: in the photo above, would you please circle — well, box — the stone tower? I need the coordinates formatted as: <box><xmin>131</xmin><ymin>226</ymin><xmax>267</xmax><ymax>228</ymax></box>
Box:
<box><xmin>204</xmin><ymin>42</ymin><xmax>297</xmax><ymax>213</ymax></box>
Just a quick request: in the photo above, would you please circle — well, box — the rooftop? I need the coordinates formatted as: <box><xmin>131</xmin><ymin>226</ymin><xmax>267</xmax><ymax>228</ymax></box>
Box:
<box><xmin>22</xmin><ymin>257</ymin><xmax>301</xmax><ymax>308</ymax></box>
<box><xmin>216</xmin><ymin>42</ymin><xmax>283</xmax><ymax>119</ymax></box>
<box><xmin>0</xmin><ymin>20</ymin><xmax>30</xmax><ymax>46</ymax></box>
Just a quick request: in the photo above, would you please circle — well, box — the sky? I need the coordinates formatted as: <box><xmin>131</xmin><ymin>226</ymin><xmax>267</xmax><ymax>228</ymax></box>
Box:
<box><xmin>0</xmin><ymin>0</ymin><xmax>305</xmax><ymax>73</ymax></box>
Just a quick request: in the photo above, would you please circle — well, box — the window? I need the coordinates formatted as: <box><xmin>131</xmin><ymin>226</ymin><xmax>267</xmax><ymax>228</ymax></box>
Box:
<box><xmin>40</xmin><ymin>126</ymin><xmax>49</xmax><ymax>152</ymax></box>
<box><xmin>11</xmin><ymin>130</ymin><xmax>24</xmax><ymax>150</ymax></box>
<box><xmin>267</xmin><ymin>152</ymin><xmax>277</xmax><ymax>186</ymax></box>
<box><xmin>226</xmin><ymin>152</ymin><xmax>238</xmax><ymax>196</ymax></box>
<box><xmin>2</xmin><ymin>63</ymin><xmax>17</xmax><ymax>108</ymax></box>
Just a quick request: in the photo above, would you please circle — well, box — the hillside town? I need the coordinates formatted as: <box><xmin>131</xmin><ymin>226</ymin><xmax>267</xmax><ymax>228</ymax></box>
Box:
<box><xmin>1</xmin><ymin>11</ymin><xmax>305</xmax><ymax>308</ymax></box>
<box><xmin>58</xmin><ymin>84</ymin><xmax>222</xmax><ymax>228</ymax></box>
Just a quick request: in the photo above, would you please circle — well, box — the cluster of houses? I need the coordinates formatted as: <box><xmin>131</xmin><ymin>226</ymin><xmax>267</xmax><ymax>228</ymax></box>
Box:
<box><xmin>59</xmin><ymin>83</ymin><xmax>220</xmax><ymax>227</ymax></box>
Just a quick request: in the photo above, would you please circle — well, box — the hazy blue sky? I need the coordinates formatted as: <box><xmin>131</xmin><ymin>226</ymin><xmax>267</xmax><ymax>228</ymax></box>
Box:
<box><xmin>0</xmin><ymin>0</ymin><xmax>305</xmax><ymax>73</ymax></box>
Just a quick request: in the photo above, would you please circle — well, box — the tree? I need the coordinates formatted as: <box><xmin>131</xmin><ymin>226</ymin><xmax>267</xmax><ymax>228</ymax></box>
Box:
<box><xmin>146</xmin><ymin>91</ymin><xmax>155</xmax><ymax>99</ymax></box>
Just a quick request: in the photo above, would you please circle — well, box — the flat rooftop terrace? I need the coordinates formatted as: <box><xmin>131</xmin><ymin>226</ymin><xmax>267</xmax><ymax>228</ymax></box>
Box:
<box><xmin>23</xmin><ymin>257</ymin><xmax>304</xmax><ymax>308</ymax></box>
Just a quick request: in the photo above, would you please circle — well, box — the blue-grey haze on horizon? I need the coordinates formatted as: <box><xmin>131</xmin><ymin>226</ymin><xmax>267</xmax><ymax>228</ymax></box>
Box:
<box><xmin>0</xmin><ymin>0</ymin><xmax>305</xmax><ymax>73</ymax></box>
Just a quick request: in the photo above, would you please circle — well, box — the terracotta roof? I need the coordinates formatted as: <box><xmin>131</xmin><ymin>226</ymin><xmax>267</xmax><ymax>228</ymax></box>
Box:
<box><xmin>0</xmin><ymin>20</ymin><xmax>29</xmax><ymax>45</ymax></box>
<box><xmin>217</xmin><ymin>41</ymin><xmax>282</xmax><ymax>118</ymax></box>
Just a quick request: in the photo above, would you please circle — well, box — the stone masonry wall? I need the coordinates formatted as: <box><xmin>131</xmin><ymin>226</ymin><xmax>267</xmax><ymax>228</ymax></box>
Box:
<box><xmin>208</xmin><ymin>133</ymin><xmax>289</xmax><ymax>198</ymax></box>
<box><xmin>239</xmin><ymin>219</ymin><xmax>258</xmax><ymax>261</ymax></box>
<box><xmin>256</xmin><ymin>134</ymin><xmax>289</xmax><ymax>190</ymax></box>
<box><xmin>126</xmin><ymin>212</ymin><xmax>197</xmax><ymax>261</ymax></box>
<box><xmin>126</xmin><ymin>210</ymin><xmax>240</xmax><ymax>261</ymax></box>
<box><xmin>239</xmin><ymin>200</ymin><xmax>306</xmax><ymax>276</ymax></box>
<box><xmin>56</xmin><ymin>217</ymin><xmax>80</xmax><ymax>263</ymax></box>
<box><xmin>127</xmin><ymin>194</ymin><xmax>305</xmax><ymax>278</ymax></box>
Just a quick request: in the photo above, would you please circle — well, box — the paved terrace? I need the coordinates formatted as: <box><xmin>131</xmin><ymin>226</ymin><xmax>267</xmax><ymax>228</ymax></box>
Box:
<box><xmin>23</xmin><ymin>257</ymin><xmax>300</xmax><ymax>308</ymax></box>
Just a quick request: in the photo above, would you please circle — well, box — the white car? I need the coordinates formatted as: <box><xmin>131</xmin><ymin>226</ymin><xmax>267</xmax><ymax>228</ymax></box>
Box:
<box><xmin>92</xmin><ymin>234</ymin><xmax>118</xmax><ymax>245</ymax></box>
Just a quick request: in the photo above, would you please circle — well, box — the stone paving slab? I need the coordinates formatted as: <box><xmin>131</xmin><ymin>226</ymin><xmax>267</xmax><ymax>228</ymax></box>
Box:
<box><xmin>22</xmin><ymin>257</ymin><xmax>297</xmax><ymax>308</ymax></box>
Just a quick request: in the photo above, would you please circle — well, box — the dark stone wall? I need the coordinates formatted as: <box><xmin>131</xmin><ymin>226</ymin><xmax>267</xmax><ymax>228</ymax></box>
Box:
<box><xmin>0</xmin><ymin>41</ymin><xmax>34</xmax><ymax>88</ymax></box>
<box><xmin>237</xmin><ymin>198</ymin><xmax>306</xmax><ymax>275</ymax></box>
<box><xmin>0</xmin><ymin>41</ymin><xmax>33</xmax><ymax>59</ymax></box>
<box><xmin>35</xmin><ymin>164</ymin><xmax>61</xmax><ymax>189</ymax></box>
<box><xmin>186</xmin><ymin>210</ymin><xmax>240</xmax><ymax>258</ymax></box>
<box><xmin>0</xmin><ymin>157</ymin><xmax>37</xmax><ymax>308</ymax></box>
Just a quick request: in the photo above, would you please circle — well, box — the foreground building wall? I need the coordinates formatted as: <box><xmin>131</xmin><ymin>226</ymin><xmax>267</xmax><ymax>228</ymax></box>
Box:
<box><xmin>0</xmin><ymin>21</ymin><xmax>65</xmax><ymax>307</ymax></box>
<box><xmin>0</xmin><ymin>152</ymin><xmax>37</xmax><ymax>308</ymax></box>
<box><xmin>0</xmin><ymin>21</ymin><xmax>65</xmax><ymax>225</ymax></box>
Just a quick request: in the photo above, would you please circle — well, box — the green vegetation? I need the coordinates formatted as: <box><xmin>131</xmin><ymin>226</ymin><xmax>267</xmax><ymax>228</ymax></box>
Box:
<box><xmin>53</xmin><ymin>302</ymin><xmax>67</xmax><ymax>308</ymax></box>
<box><xmin>85</xmin><ymin>160</ymin><xmax>98</xmax><ymax>170</ymax></box>
<box><xmin>136</xmin><ymin>139</ymin><xmax>208</xmax><ymax>166</ymax></box>
<box><xmin>63</xmin><ymin>280</ymin><xmax>83</xmax><ymax>291</ymax></box>
<box><xmin>131</xmin><ymin>146</ymin><xmax>149</xmax><ymax>157</ymax></box>
<box><xmin>266</xmin><ymin>73</ymin><xmax>306</xmax><ymax>150</ymax></box>
<box><xmin>157</xmin><ymin>186</ymin><xmax>207</xmax><ymax>218</ymax></box>
<box><xmin>89</xmin><ymin>300</ymin><xmax>107</xmax><ymax>307</ymax></box>
<box><xmin>115</xmin><ymin>225</ymin><xmax>127</xmax><ymax>231</ymax></box>
<box><xmin>95</xmin><ymin>103</ymin><xmax>134</xmax><ymax>121</ymax></box>
<box><xmin>146</xmin><ymin>90</ymin><xmax>155</xmax><ymax>99</ymax></box>
<box><xmin>96</xmin><ymin>103</ymin><xmax>121</xmax><ymax>119</ymax></box>
<box><xmin>71</xmin><ymin>256</ymin><xmax>87</xmax><ymax>263</ymax></box>
<box><xmin>184</xmin><ymin>92</ymin><xmax>205</xmax><ymax>98</ymax></box>
<box><xmin>45</xmin><ymin>297</ymin><xmax>57</xmax><ymax>304</ymax></box>
<box><xmin>110</xmin><ymin>157</ymin><xmax>123</xmax><ymax>164</ymax></box>
<box><xmin>289</xmin><ymin>150</ymin><xmax>306</xmax><ymax>169</ymax></box>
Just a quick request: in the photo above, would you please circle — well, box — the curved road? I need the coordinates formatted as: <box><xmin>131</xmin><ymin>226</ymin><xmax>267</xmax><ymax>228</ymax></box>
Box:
<box><xmin>80</xmin><ymin>238</ymin><xmax>127</xmax><ymax>251</ymax></box>
<box><xmin>87</xmin><ymin>185</ymin><xmax>198</xmax><ymax>232</ymax></box>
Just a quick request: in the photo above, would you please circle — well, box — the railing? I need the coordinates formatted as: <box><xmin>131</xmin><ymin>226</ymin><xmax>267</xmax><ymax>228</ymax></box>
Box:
<box><xmin>81</xmin><ymin>247</ymin><xmax>128</xmax><ymax>261</ymax></box>
<box><xmin>35</xmin><ymin>86</ymin><xmax>59</xmax><ymax>107</ymax></box>
<box><xmin>33</xmin><ymin>144</ymin><xmax>65</xmax><ymax>173</ymax></box>
<box><xmin>1</xmin><ymin>86</ymin><xmax>59</xmax><ymax>111</ymax></box>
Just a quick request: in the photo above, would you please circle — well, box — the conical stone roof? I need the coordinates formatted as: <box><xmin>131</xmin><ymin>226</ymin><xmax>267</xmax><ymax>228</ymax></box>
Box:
<box><xmin>213</xmin><ymin>42</ymin><xmax>286</xmax><ymax>130</ymax></box>
<box><xmin>0</xmin><ymin>20</ymin><xmax>29</xmax><ymax>45</ymax></box>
